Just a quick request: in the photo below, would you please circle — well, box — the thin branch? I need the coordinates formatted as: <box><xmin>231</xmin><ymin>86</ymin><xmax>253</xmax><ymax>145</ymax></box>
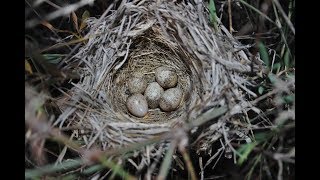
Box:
<box><xmin>272</xmin><ymin>0</ymin><xmax>295</xmax><ymax>35</ymax></box>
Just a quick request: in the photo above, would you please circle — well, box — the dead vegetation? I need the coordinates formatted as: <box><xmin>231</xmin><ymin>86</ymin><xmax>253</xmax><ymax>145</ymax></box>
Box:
<box><xmin>25</xmin><ymin>0</ymin><xmax>295</xmax><ymax>179</ymax></box>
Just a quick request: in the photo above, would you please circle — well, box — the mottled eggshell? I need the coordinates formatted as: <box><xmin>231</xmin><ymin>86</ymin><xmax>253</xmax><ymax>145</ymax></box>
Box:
<box><xmin>159</xmin><ymin>87</ymin><xmax>183</xmax><ymax>112</ymax></box>
<box><xmin>128</xmin><ymin>72</ymin><xmax>147</xmax><ymax>94</ymax></box>
<box><xmin>126</xmin><ymin>94</ymin><xmax>148</xmax><ymax>117</ymax></box>
<box><xmin>155</xmin><ymin>66</ymin><xmax>178</xmax><ymax>89</ymax></box>
<box><xmin>144</xmin><ymin>82</ymin><xmax>164</xmax><ymax>109</ymax></box>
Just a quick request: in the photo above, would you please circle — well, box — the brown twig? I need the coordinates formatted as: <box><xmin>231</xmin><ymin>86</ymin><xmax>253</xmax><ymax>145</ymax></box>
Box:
<box><xmin>228</xmin><ymin>0</ymin><xmax>233</xmax><ymax>33</ymax></box>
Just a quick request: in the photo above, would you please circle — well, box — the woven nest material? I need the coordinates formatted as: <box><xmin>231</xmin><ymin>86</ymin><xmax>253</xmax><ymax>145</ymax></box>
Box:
<box><xmin>57</xmin><ymin>0</ymin><xmax>263</xmax><ymax>160</ymax></box>
<box><xmin>110</xmin><ymin>32</ymin><xmax>198</xmax><ymax>123</ymax></box>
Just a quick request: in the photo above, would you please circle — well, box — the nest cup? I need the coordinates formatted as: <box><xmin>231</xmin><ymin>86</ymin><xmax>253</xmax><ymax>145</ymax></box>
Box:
<box><xmin>109</xmin><ymin>30</ymin><xmax>199</xmax><ymax>123</ymax></box>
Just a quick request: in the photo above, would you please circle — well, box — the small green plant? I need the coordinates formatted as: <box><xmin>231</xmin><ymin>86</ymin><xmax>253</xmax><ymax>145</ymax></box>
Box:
<box><xmin>209</xmin><ymin>0</ymin><xmax>219</xmax><ymax>31</ymax></box>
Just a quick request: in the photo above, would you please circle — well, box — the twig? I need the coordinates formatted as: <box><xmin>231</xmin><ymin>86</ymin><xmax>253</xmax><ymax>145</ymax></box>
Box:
<box><xmin>277</xmin><ymin>160</ymin><xmax>283</xmax><ymax>180</ymax></box>
<box><xmin>250</xmin><ymin>89</ymin><xmax>278</xmax><ymax>105</ymax></box>
<box><xmin>199</xmin><ymin>157</ymin><xmax>204</xmax><ymax>180</ymax></box>
<box><xmin>55</xmin><ymin>131</ymin><xmax>77</xmax><ymax>165</ymax></box>
<box><xmin>203</xmin><ymin>147</ymin><xmax>224</xmax><ymax>169</ymax></box>
<box><xmin>272</xmin><ymin>0</ymin><xmax>295</xmax><ymax>35</ymax></box>
<box><xmin>237</xmin><ymin>0</ymin><xmax>277</xmax><ymax>27</ymax></box>
<box><xmin>228</xmin><ymin>0</ymin><xmax>233</xmax><ymax>33</ymax></box>
<box><xmin>222</xmin><ymin>125</ymin><xmax>242</xmax><ymax>158</ymax></box>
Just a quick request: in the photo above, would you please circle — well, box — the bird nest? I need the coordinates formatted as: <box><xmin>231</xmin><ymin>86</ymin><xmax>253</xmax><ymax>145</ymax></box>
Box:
<box><xmin>110</xmin><ymin>30</ymin><xmax>200</xmax><ymax>123</ymax></box>
<box><xmin>56</xmin><ymin>0</ymin><xmax>262</xmax><ymax>166</ymax></box>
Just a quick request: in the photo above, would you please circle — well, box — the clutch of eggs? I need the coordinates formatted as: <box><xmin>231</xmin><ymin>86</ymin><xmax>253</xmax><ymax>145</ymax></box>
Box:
<box><xmin>126</xmin><ymin>67</ymin><xmax>183</xmax><ymax>117</ymax></box>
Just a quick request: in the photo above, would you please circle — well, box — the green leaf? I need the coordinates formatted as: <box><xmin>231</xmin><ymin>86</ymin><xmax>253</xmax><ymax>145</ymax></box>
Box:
<box><xmin>237</xmin><ymin>142</ymin><xmax>258</xmax><ymax>165</ymax></box>
<box><xmin>272</xmin><ymin>62</ymin><xmax>281</xmax><ymax>71</ymax></box>
<box><xmin>258</xmin><ymin>42</ymin><xmax>270</xmax><ymax>68</ymax></box>
<box><xmin>25</xmin><ymin>159</ymin><xmax>82</xmax><ymax>179</ymax></box>
<box><xmin>82</xmin><ymin>164</ymin><xmax>103</xmax><ymax>175</ymax></box>
<box><xmin>258</xmin><ymin>86</ymin><xmax>264</xmax><ymax>95</ymax></box>
<box><xmin>268</xmin><ymin>73</ymin><xmax>277</xmax><ymax>84</ymax></box>
<box><xmin>209</xmin><ymin>0</ymin><xmax>218</xmax><ymax>31</ymax></box>
<box><xmin>283</xmin><ymin>94</ymin><xmax>295</xmax><ymax>104</ymax></box>
<box><xmin>254</xmin><ymin>132</ymin><xmax>269</xmax><ymax>142</ymax></box>
<box><xmin>158</xmin><ymin>142</ymin><xmax>176</xmax><ymax>180</ymax></box>
<box><xmin>61</xmin><ymin>174</ymin><xmax>77</xmax><ymax>180</ymax></box>
<box><xmin>42</xmin><ymin>54</ymin><xmax>63</xmax><ymax>64</ymax></box>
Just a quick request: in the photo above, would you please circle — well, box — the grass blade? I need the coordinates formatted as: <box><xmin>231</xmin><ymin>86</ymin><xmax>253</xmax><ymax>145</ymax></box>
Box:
<box><xmin>157</xmin><ymin>142</ymin><xmax>177</xmax><ymax>180</ymax></box>
<box><xmin>180</xmin><ymin>148</ymin><xmax>197</xmax><ymax>180</ymax></box>
<box><xmin>43</xmin><ymin>54</ymin><xmax>64</xmax><ymax>64</ymax></box>
<box><xmin>272</xmin><ymin>0</ymin><xmax>295</xmax><ymax>35</ymax></box>
<box><xmin>82</xmin><ymin>164</ymin><xmax>103</xmax><ymax>175</ymax></box>
<box><xmin>237</xmin><ymin>142</ymin><xmax>258</xmax><ymax>165</ymax></box>
<box><xmin>258</xmin><ymin>41</ymin><xmax>270</xmax><ymax>68</ymax></box>
<box><xmin>209</xmin><ymin>0</ymin><xmax>219</xmax><ymax>31</ymax></box>
<box><xmin>245</xmin><ymin>154</ymin><xmax>262</xmax><ymax>180</ymax></box>
<box><xmin>284</xmin><ymin>48</ymin><xmax>290</xmax><ymax>68</ymax></box>
<box><xmin>189</xmin><ymin>106</ymin><xmax>228</xmax><ymax>128</ymax></box>
<box><xmin>98</xmin><ymin>157</ymin><xmax>136</xmax><ymax>180</ymax></box>
<box><xmin>25</xmin><ymin>158</ymin><xmax>82</xmax><ymax>179</ymax></box>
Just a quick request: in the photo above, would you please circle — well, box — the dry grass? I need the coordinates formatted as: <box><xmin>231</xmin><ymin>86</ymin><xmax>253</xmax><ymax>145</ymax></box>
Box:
<box><xmin>25</xmin><ymin>0</ymin><xmax>294</xmax><ymax>179</ymax></box>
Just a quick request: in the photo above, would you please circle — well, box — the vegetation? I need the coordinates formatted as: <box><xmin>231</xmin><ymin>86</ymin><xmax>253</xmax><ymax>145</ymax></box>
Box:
<box><xmin>25</xmin><ymin>0</ymin><xmax>295</xmax><ymax>179</ymax></box>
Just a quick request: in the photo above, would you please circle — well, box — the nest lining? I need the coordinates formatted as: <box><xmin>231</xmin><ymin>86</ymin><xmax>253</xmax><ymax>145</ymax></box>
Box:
<box><xmin>109</xmin><ymin>30</ymin><xmax>201</xmax><ymax>123</ymax></box>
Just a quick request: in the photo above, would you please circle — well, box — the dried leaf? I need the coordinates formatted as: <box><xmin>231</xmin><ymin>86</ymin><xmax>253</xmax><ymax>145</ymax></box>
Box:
<box><xmin>30</xmin><ymin>137</ymin><xmax>47</xmax><ymax>166</ymax></box>
<box><xmin>41</xmin><ymin>21</ymin><xmax>55</xmax><ymax>31</ymax></box>
<box><xmin>41</xmin><ymin>21</ymin><xmax>80</xmax><ymax>38</ymax></box>
<box><xmin>71</xmin><ymin>11</ymin><xmax>79</xmax><ymax>33</ymax></box>
<box><xmin>80</xmin><ymin>10</ymin><xmax>90</xmax><ymax>31</ymax></box>
<box><xmin>25</xmin><ymin>60</ymin><xmax>33</xmax><ymax>74</ymax></box>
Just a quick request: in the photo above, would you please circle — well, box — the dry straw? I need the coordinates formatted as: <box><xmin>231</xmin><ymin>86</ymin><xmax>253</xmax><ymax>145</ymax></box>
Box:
<box><xmin>56</xmin><ymin>0</ymin><xmax>263</xmax><ymax>169</ymax></box>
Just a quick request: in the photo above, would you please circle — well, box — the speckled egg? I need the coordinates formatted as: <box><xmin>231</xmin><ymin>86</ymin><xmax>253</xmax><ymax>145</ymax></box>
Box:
<box><xmin>159</xmin><ymin>87</ymin><xmax>183</xmax><ymax>112</ymax></box>
<box><xmin>128</xmin><ymin>72</ymin><xmax>147</xmax><ymax>94</ymax></box>
<box><xmin>155</xmin><ymin>66</ymin><xmax>178</xmax><ymax>89</ymax></box>
<box><xmin>126</xmin><ymin>94</ymin><xmax>148</xmax><ymax>117</ymax></box>
<box><xmin>144</xmin><ymin>82</ymin><xmax>164</xmax><ymax>109</ymax></box>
